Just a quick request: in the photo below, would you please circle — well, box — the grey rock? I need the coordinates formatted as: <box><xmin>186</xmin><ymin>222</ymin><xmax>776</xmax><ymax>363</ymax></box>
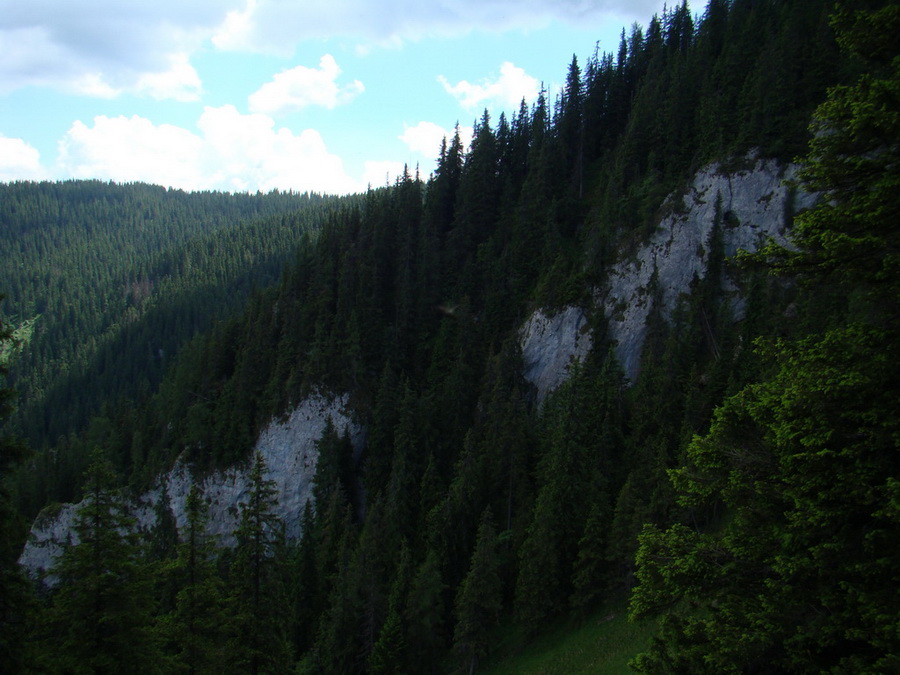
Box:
<box><xmin>599</xmin><ymin>156</ymin><xmax>815</xmax><ymax>381</ymax></box>
<box><xmin>19</xmin><ymin>391</ymin><xmax>358</xmax><ymax>579</ymax></box>
<box><xmin>519</xmin><ymin>305</ymin><xmax>592</xmax><ymax>406</ymax></box>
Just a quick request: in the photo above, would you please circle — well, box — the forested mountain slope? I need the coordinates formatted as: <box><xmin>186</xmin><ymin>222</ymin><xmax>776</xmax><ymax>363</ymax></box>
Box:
<box><xmin>3</xmin><ymin>0</ymin><xmax>898</xmax><ymax>673</ymax></box>
<box><xmin>0</xmin><ymin>182</ymin><xmax>352</xmax><ymax>509</ymax></box>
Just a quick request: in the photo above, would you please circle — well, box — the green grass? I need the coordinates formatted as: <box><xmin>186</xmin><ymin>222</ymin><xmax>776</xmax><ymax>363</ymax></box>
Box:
<box><xmin>480</xmin><ymin>605</ymin><xmax>656</xmax><ymax>675</ymax></box>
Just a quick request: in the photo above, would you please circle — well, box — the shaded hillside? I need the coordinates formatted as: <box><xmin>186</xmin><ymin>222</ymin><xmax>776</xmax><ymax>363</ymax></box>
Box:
<box><xmin>6</xmin><ymin>0</ymin><xmax>897</xmax><ymax>673</ymax></box>
<box><xmin>0</xmin><ymin>182</ymin><xmax>356</xmax><ymax>509</ymax></box>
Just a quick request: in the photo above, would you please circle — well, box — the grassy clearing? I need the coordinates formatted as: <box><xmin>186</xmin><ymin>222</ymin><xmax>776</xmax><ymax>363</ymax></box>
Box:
<box><xmin>480</xmin><ymin>605</ymin><xmax>656</xmax><ymax>675</ymax></box>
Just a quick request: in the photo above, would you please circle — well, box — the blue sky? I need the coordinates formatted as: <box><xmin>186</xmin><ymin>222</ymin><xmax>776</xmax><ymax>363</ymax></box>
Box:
<box><xmin>1</xmin><ymin>0</ymin><xmax>663</xmax><ymax>195</ymax></box>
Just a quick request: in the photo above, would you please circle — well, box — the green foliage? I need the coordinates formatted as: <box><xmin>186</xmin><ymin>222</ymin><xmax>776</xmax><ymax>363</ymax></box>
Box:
<box><xmin>0</xmin><ymin>300</ymin><xmax>36</xmax><ymax>674</ymax></box>
<box><xmin>762</xmin><ymin>3</ymin><xmax>900</xmax><ymax>306</ymax></box>
<box><xmin>157</xmin><ymin>484</ymin><xmax>230</xmax><ymax>673</ymax></box>
<box><xmin>454</xmin><ymin>509</ymin><xmax>503</xmax><ymax>674</ymax></box>
<box><xmin>44</xmin><ymin>448</ymin><xmax>161</xmax><ymax>673</ymax></box>
<box><xmin>228</xmin><ymin>452</ymin><xmax>293</xmax><ymax>674</ymax></box>
<box><xmin>631</xmin><ymin>325</ymin><xmax>900</xmax><ymax>672</ymax></box>
<box><xmin>405</xmin><ymin>549</ymin><xmax>448</xmax><ymax>673</ymax></box>
<box><xmin>1</xmin><ymin>184</ymin><xmax>351</xmax><ymax>514</ymax></box>
<box><xmin>630</xmin><ymin>5</ymin><xmax>900</xmax><ymax>671</ymax></box>
<box><xmin>7</xmin><ymin>1</ymin><xmax>878</xmax><ymax>671</ymax></box>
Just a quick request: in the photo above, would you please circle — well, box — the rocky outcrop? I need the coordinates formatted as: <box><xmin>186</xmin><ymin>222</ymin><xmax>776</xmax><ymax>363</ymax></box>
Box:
<box><xmin>19</xmin><ymin>392</ymin><xmax>359</xmax><ymax>579</ymax></box>
<box><xmin>518</xmin><ymin>156</ymin><xmax>816</xmax><ymax>393</ymax></box>
<box><xmin>519</xmin><ymin>306</ymin><xmax>592</xmax><ymax>406</ymax></box>
<box><xmin>600</xmin><ymin>156</ymin><xmax>816</xmax><ymax>381</ymax></box>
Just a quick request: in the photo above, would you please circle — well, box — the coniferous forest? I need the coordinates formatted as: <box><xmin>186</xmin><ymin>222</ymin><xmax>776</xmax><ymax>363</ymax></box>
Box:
<box><xmin>1</xmin><ymin>0</ymin><xmax>898</xmax><ymax>672</ymax></box>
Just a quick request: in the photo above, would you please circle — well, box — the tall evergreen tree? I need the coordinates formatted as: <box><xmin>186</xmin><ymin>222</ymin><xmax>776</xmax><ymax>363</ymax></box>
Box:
<box><xmin>630</xmin><ymin>5</ymin><xmax>900</xmax><ymax>671</ymax></box>
<box><xmin>228</xmin><ymin>452</ymin><xmax>292</xmax><ymax>674</ymax></box>
<box><xmin>405</xmin><ymin>548</ymin><xmax>447</xmax><ymax>674</ymax></box>
<box><xmin>453</xmin><ymin>509</ymin><xmax>503</xmax><ymax>675</ymax></box>
<box><xmin>159</xmin><ymin>484</ymin><xmax>229</xmax><ymax>674</ymax></box>
<box><xmin>47</xmin><ymin>448</ymin><xmax>160</xmax><ymax>673</ymax></box>
<box><xmin>0</xmin><ymin>301</ymin><xmax>35</xmax><ymax>674</ymax></box>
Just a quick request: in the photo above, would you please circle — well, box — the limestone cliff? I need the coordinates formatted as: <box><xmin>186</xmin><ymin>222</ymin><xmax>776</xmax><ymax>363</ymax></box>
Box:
<box><xmin>19</xmin><ymin>392</ymin><xmax>359</xmax><ymax>578</ymax></box>
<box><xmin>519</xmin><ymin>155</ymin><xmax>815</xmax><ymax>395</ymax></box>
<box><xmin>519</xmin><ymin>305</ymin><xmax>592</xmax><ymax>406</ymax></box>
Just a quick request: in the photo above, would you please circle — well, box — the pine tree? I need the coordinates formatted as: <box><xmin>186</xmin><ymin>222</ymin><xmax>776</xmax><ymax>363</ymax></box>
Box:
<box><xmin>0</xmin><ymin>302</ymin><xmax>35</xmax><ymax>674</ymax></box>
<box><xmin>160</xmin><ymin>483</ymin><xmax>229</xmax><ymax>674</ymax></box>
<box><xmin>570</xmin><ymin>499</ymin><xmax>611</xmax><ymax>614</ymax></box>
<box><xmin>369</xmin><ymin>604</ymin><xmax>406</xmax><ymax>674</ymax></box>
<box><xmin>228</xmin><ymin>452</ymin><xmax>292</xmax><ymax>674</ymax></box>
<box><xmin>405</xmin><ymin>548</ymin><xmax>447</xmax><ymax>673</ymax></box>
<box><xmin>453</xmin><ymin>509</ymin><xmax>502</xmax><ymax>675</ymax></box>
<box><xmin>47</xmin><ymin>448</ymin><xmax>161</xmax><ymax>673</ymax></box>
<box><xmin>630</xmin><ymin>5</ymin><xmax>900</xmax><ymax>671</ymax></box>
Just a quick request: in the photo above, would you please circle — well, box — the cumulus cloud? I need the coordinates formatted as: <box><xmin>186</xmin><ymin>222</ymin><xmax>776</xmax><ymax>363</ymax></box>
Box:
<box><xmin>135</xmin><ymin>54</ymin><xmax>203</xmax><ymax>102</ymax></box>
<box><xmin>58</xmin><ymin>116</ymin><xmax>205</xmax><ymax>188</ymax></box>
<box><xmin>211</xmin><ymin>0</ymin><xmax>660</xmax><ymax>54</ymax></box>
<box><xmin>399</xmin><ymin>121</ymin><xmax>448</xmax><ymax>158</ymax></box>
<box><xmin>0</xmin><ymin>136</ymin><xmax>48</xmax><ymax>181</ymax></box>
<box><xmin>55</xmin><ymin>108</ymin><xmax>362</xmax><ymax>194</ymax></box>
<box><xmin>0</xmin><ymin>1</ymin><xmax>658</xmax><ymax>96</ymax></box>
<box><xmin>399</xmin><ymin>121</ymin><xmax>474</xmax><ymax>160</ymax></box>
<box><xmin>439</xmin><ymin>62</ymin><xmax>540</xmax><ymax>112</ymax></box>
<box><xmin>248</xmin><ymin>55</ymin><xmax>364</xmax><ymax>115</ymax></box>
<box><xmin>0</xmin><ymin>1</ymin><xmax>223</xmax><ymax>97</ymax></box>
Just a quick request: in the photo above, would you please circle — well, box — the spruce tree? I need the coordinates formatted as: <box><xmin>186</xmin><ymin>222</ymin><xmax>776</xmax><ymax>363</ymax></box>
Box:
<box><xmin>159</xmin><ymin>484</ymin><xmax>229</xmax><ymax>673</ymax></box>
<box><xmin>630</xmin><ymin>5</ymin><xmax>900</xmax><ymax>671</ymax></box>
<box><xmin>453</xmin><ymin>509</ymin><xmax>502</xmax><ymax>675</ymax></box>
<box><xmin>228</xmin><ymin>452</ymin><xmax>291</xmax><ymax>674</ymax></box>
<box><xmin>47</xmin><ymin>448</ymin><xmax>160</xmax><ymax>673</ymax></box>
<box><xmin>0</xmin><ymin>303</ymin><xmax>35</xmax><ymax>674</ymax></box>
<box><xmin>405</xmin><ymin>548</ymin><xmax>447</xmax><ymax>673</ymax></box>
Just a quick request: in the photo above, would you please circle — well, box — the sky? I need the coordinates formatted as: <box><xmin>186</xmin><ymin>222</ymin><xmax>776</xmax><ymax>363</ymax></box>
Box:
<box><xmin>0</xmin><ymin>0</ymin><xmax>663</xmax><ymax>195</ymax></box>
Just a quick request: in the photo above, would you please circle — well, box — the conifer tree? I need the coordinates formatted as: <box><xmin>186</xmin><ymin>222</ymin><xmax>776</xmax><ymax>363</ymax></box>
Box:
<box><xmin>0</xmin><ymin>303</ymin><xmax>35</xmax><ymax>674</ymax></box>
<box><xmin>160</xmin><ymin>483</ymin><xmax>229</xmax><ymax>674</ymax></box>
<box><xmin>228</xmin><ymin>451</ymin><xmax>292</xmax><ymax>674</ymax></box>
<box><xmin>453</xmin><ymin>509</ymin><xmax>502</xmax><ymax>675</ymax></box>
<box><xmin>369</xmin><ymin>604</ymin><xmax>406</xmax><ymax>674</ymax></box>
<box><xmin>405</xmin><ymin>548</ymin><xmax>447</xmax><ymax>674</ymax></box>
<box><xmin>630</xmin><ymin>5</ymin><xmax>900</xmax><ymax>671</ymax></box>
<box><xmin>47</xmin><ymin>447</ymin><xmax>160</xmax><ymax>673</ymax></box>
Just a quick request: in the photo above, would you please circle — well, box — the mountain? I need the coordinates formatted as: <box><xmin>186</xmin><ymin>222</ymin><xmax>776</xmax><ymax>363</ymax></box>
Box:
<box><xmin>4</xmin><ymin>0</ymin><xmax>898</xmax><ymax>672</ymax></box>
<box><xmin>0</xmin><ymin>181</ymin><xmax>355</xmax><ymax>510</ymax></box>
<box><xmin>19</xmin><ymin>154</ymin><xmax>813</xmax><ymax>577</ymax></box>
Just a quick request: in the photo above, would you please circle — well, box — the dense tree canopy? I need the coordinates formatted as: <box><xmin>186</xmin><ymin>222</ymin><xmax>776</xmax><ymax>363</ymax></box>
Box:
<box><xmin>630</xmin><ymin>4</ymin><xmax>900</xmax><ymax>671</ymax></box>
<box><xmin>5</xmin><ymin>0</ymin><xmax>891</xmax><ymax>672</ymax></box>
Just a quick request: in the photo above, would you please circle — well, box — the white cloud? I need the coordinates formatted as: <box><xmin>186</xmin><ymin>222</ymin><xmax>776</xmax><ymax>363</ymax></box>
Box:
<box><xmin>399</xmin><ymin>121</ymin><xmax>448</xmax><ymax>158</ymax></box>
<box><xmin>0</xmin><ymin>0</ymin><xmax>657</xmax><ymax>95</ymax></box>
<box><xmin>58</xmin><ymin>116</ymin><xmax>205</xmax><ymax>188</ymax></box>
<box><xmin>439</xmin><ymin>61</ymin><xmax>540</xmax><ymax>112</ymax></box>
<box><xmin>0</xmin><ymin>136</ymin><xmax>48</xmax><ymax>181</ymax></box>
<box><xmin>248</xmin><ymin>55</ymin><xmax>364</xmax><ymax>115</ymax></box>
<box><xmin>55</xmin><ymin>108</ymin><xmax>362</xmax><ymax>194</ymax></box>
<box><xmin>212</xmin><ymin>0</ymin><xmax>263</xmax><ymax>53</ymax></box>
<box><xmin>0</xmin><ymin>1</ymin><xmax>228</xmax><ymax>97</ymax></box>
<box><xmin>362</xmin><ymin>160</ymin><xmax>407</xmax><ymax>189</ymax></box>
<box><xmin>399</xmin><ymin>121</ymin><xmax>474</xmax><ymax>160</ymax></box>
<box><xmin>209</xmin><ymin>0</ymin><xmax>659</xmax><ymax>54</ymax></box>
<box><xmin>135</xmin><ymin>54</ymin><xmax>203</xmax><ymax>102</ymax></box>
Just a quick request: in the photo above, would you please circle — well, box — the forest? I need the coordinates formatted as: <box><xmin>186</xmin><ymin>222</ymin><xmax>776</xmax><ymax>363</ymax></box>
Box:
<box><xmin>1</xmin><ymin>0</ymin><xmax>898</xmax><ymax>672</ymax></box>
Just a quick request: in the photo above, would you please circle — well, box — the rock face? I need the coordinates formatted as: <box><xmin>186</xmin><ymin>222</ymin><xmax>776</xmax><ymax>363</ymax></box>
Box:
<box><xmin>519</xmin><ymin>306</ymin><xmax>592</xmax><ymax>406</ymax></box>
<box><xmin>518</xmin><ymin>156</ymin><xmax>816</xmax><ymax>392</ymax></box>
<box><xmin>599</xmin><ymin>156</ymin><xmax>816</xmax><ymax>381</ymax></box>
<box><xmin>19</xmin><ymin>392</ymin><xmax>359</xmax><ymax>579</ymax></box>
